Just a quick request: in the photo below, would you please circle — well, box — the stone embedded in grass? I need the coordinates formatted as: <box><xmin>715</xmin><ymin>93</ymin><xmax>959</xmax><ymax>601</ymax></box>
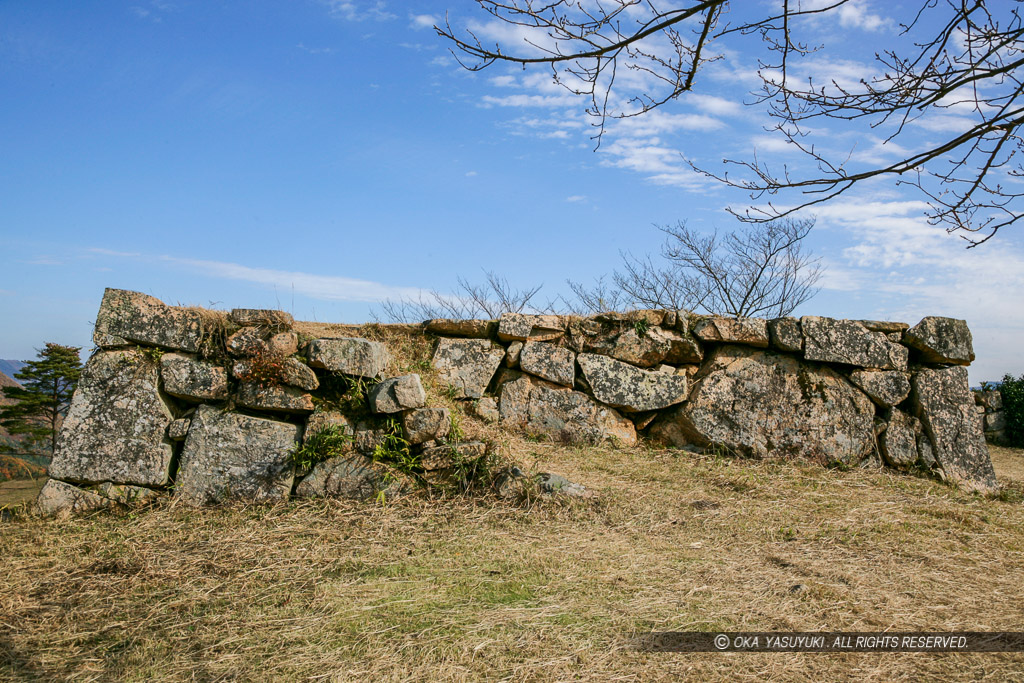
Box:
<box><xmin>160</xmin><ymin>353</ymin><xmax>229</xmax><ymax>402</ymax></box>
<box><xmin>235</xmin><ymin>381</ymin><xmax>314</xmax><ymax>414</ymax></box>
<box><xmin>402</xmin><ymin>407</ymin><xmax>451</xmax><ymax>444</ymax></box>
<box><xmin>911</xmin><ymin>366</ymin><xmax>997</xmax><ymax>494</ymax></box>
<box><xmin>692</xmin><ymin>316</ymin><xmax>770</xmax><ymax>348</ymax></box>
<box><xmin>430</xmin><ymin>338</ymin><xmax>504</xmax><ymax>399</ymax></box>
<box><xmin>305</xmin><ymin>409</ymin><xmax>354</xmax><ymax>440</ymax></box>
<box><xmin>35</xmin><ymin>479</ymin><xmax>115</xmax><ymax>518</ymax></box>
<box><xmin>577</xmin><ymin>353</ymin><xmax>688</xmax><ymax>412</ymax></box>
<box><xmin>294</xmin><ymin>455</ymin><xmax>395</xmax><ymax>499</ymax></box>
<box><xmin>92</xmin><ymin>288</ymin><xmax>204</xmax><ymax>352</ymax></box>
<box><xmin>175</xmin><ymin>405</ymin><xmax>300</xmax><ymax>507</ymax></box>
<box><xmin>468</xmin><ymin>397</ymin><xmax>499</xmax><ymax>424</ymax></box>
<box><xmin>848</xmin><ymin>369</ymin><xmax>912</xmax><ymax>408</ymax></box>
<box><xmin>536</xmin><ymin>472</ymin><xmax>590</xmax><ymax>498</ymax></box>
<box><xmin>419</xmin><ymin>441</ymin><xmax>487</xmax><ymax>471</ymax></box>
<box><xmin>880</xmin><ymin>409</ymin><xmax>921</xmax><ymax>468</ymax></box>
<box><xmin>228</xmin><ymin>309</ymin><xmax>294</xmax><ymax>328</ymax></box>
<box><xmin>369</xmin><ymin>374</ymin><xmax>426</xmax><ymax>414</ymax></box>
<box><xmin>519</xmin><ymin>342</ymin><xmax>575</xmax><ymax>387</ymax></box>
<box><xmin>802</xmin><ymin>316</ymin><xmax>909</xmax><ymax>371</ymax></box>
<box><xmin>307</xmin><ymin>338</ymin><xmax>389</xmax><ymax>378</ymax></box>
<box><xmin>49</xmin><ymin>349</ymin><xmax>175</xmax><ymax>487</ymax></box>
<box><xmin>903</xmin><ymin>316</ymin><xmax>975</xmax><ymax>366</ymax></box>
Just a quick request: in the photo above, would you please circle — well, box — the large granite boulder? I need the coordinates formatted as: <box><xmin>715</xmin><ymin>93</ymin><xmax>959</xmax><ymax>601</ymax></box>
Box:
<box><xmin>652</xmin><ymin>347</ymin><xmax>876</xmax><ymax>463</ymax></box>
<box><xmin>692</xmin><ymin>317</ymin><xmax>769</xmax><ymax>347</ymax></box>
<box><xmin>175</xmin><ymin>405</ymin><xmax>300</xmax><ymax>506</ymax></box>
<box><xmin>497</xmin><ymin>377</ymin><xmax>636</xmax><ymax>446</ymax></box>
<box><xmin>577</xmin><ymin>353</ymin><xmax>689</xmax><ymax>412</ymax></box>
<box><xmin>368</xmin><ymin>374</ymin><xmax>426</xmax><ymax>413</ymax></box>
<box><xmin>903</xmin><ymin>317</ymin><xmax>975</xmax><ymax>365</ymax></box>
<box><xmin>801</xmin><ymin>316</ymin><xmax>909</xmax><ymax>370</ymax></box>
<box><xmin>911</xmin><ymin>366</ymin><xmax>997</xmax><ymax>493</ymax></box>
<box><xmin>497</xmin><ymin>313</ymin><xmax>566</xmax><ymax>342</ymax></box>
<box><xmin>519</xmin><ymin>342</ymin><xmax>575</xmax><ymax>387</ymax></box>
<box><xmin>847</xmin><ymin>369</ymin><xmax>911</xmax><ymax>408</ymax></box>
<box><xmin>425</xmin><ymin>319</ymin><xmax>496</xmax><ymax>338</ymax></box>
<box><xmin>93</xmin><ymin>288</ymin><xmax>204</xmax><ymax>352</ymax></box>
<box><xmin>307</xmin><ymin>338</ymin><xmax>388</xmax><ymax>378</ymax></box>
<box><xmin>294</xmin><ymin>455</ymin><xmax>394</xmax><ymax>499</ymax></box>
<box><xmin>160</xmin><ymin>353</ymin><xmax>229</xmax><ymax>401</ymax></box>
<box><xmin>49</xmin><ymin>349</ymin><xmax>175</xmax><ymax>487</ymax></box>
<box><xmin>431</xmin><ymin>338</ymin><xmax>504</xmax><ymax>398</ymax></box>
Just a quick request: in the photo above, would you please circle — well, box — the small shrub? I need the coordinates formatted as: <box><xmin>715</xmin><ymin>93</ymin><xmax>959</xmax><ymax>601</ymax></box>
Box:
<box><xmin>370</xmin><ymin>418</ymin><xmax>417</xmax><ymax>473</ymax></box>
<box><xmin>290</xmin><ymin>425</ymin><xmax>353</xmax><ymax>471</ymax></box>
<box><xmin>1001</xmin><ymin>373</ymin><xmax>1024</xmax><ymax>447</ymax></box>
<box><xmin>237</xmin><ymin>350</ymin><xmax>290</xmax><ymax>386</ymax></box>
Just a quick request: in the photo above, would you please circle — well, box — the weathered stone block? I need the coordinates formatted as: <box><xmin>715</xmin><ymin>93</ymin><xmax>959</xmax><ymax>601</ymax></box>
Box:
<box><xmin>295</xmin><ymin>455</ymin><xmax>394</xmax><ymax>499</ymax></box>
<box><xmin>903</xmin><ymin>316</ymin><xmax>975</xmax><ymax>366</ymax></box>
<box><xmin>577</xmin><ymin>353</ymin><xmax>688</xmax><ymax>412</ymax></box>
<box><xmin>235</xmin><ymin>382</ymin><xmax>314</xmax><ymax>414</ymax></box>
<box><xmin>430</xmin><ymin>338</ymin><xmax>504</xmax><ymax>399</ymax></box>
<box><xmin>93</xmin><ymin>288</ymin><xmax>203</xmax><ymax>352</ymax></box>
<box><xmin>267</xmin><ymin>332</ymin><xmax>300</xmax><ymax>356</ymax></box>
<box><xmin>652</xmin><ymin>347</ymin><xmax>875</xmax><ymax>463</ymax></box>
<box><xmin>226</xmin><ymin>329</ymin><xmax>268</xmax><ymax>357</ymax></box>
<box><xmin>369</xmin><ymin>374</ymin><xmax>427</xmax><ymax>414</ymax></box>
<box><xmin>168</xmin><ymin>418</ymin><xmax>191</xmax><ymax>441</ymax></box>
<box><xmin>160</xmin><ymin>353</ymin><xmax>229</xmax><ymax>401</ymax></box>
<box><xmin>848</xmin><ymin>369</ymin><xmax>911</xmax><ymax>408</ymax></box>
<box><xmin>911</xmin><ymin>366</ymin><xmax>997</xmax><ymax>493</ymax></box>
<box><xmin>985</xmin><ymin>411</ymin><xmax>1007</xmax><ymax>432</ymax></box>
<box><xmin>692</xmin><ymin>317</ymin><xmax>769</xmax><ymax>348</ymax></box>
<box><xmin>519</xmin><ymin>342</ymin><xmax>575</xmax><ymax>387</ymax></box>
<box><xmin>229</xmin><ymin>309</ymin><xmax>294</xmax><ymax>328</ymax></box>
<box><xmin>857</xmin><ymin>320</ymin><xmax>909</xmax><ymax>334</ymax></box>
<box><xmin>36</xmin><ymin>479</ymin><xmax>116</xmax><ymax>518</ymax></box>
<box><xmin>175</xmin><ymin>405</ymin><xmax>300</xmax><ymax>506</ymax></box>
<box><xmin>504</xmin><ymin>341</ymin><xmax>523</xmax><ymax>368</ymax></box>
<box><xmin>802</xmin><ymin>316</ymin><xmax>908</xmax><ymax>370</ymax></box>
<box><xmin>425</xmin><ymin>319</ymin><xmax>497</xmax><ymax>338</ymax></box>
<box><xmin>402</xmin><ymin>407</ymin><xmax>451</xmax><ymax>444</ymax></box>
<box><xmin>232</xmin><ymin>356</ymin><xmax>319</xmax><ymax>391</ymax></box>
<box><xmin>307</xmin><ymin>338</ymin><xmax>389</xmax><ymax>378</ymax></box>
<box><xmin>880</xmin><ymin>409</ymin><xmax>920</xmax><ymax>468</ymax></box>
<box><xmin>768</xmin><ymin>317</ymin><xmax>803</xmax><ymax>353</ymax></box>
<box><xmin>497</xmin><ymin>313</ymin><xmax>566</xmax><ymax>342</ymax></box>
<box><xmin>304</xmin><ymin>409</ymin><xmax>354</xmax><ymax>440</ymax></box>
<box><xmin>49</xmin><ymin>349</ymin><xmax>175</xmax><ymax>487</ymax></box>
<box><xmin>419</xmin><ymin>442</ymin><xmax>488</xmax><ymax>470</ymax></box>
<box><xmin>527</xmin><ymin>385</ymin><xmax>637</xmax><ymax>446</ymax></box>
<box><xmin>469</xmin><ymin>397</ymin><xmax>499</xmax><ymax>423</ymax></box>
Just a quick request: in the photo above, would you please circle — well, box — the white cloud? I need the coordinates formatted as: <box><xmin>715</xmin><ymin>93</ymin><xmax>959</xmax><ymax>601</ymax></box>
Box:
<box><xmin>322</xmin><ymin>0</ymin><xmax>395</xmax><ymax>22</ymax></box>
<box><xmin>410</xmin><ymin>14</ymin><xmax>437</xmax><ymax>30</ymax></box>
<box><xmin>297</xmin><ymin>43</ymin><xmax>335</xmax><ymax>55</ymax></box>
<box><xmin>481</xmin><ymin>93</ymin><xmax>578</xmax><ymax>108</ymax></box>
<box><xmin>160</xmin><ymin>256</ymin><xmax>427</xmax><ymax>303</ymax></box>
<box><xmin>800</xmin><ymin>0</ymin><xmax>889</xmax><ymax>32</ymax></box>
<box><xmin>465</xmin><ymin>170</ymin><xmax>477</xmax><ymax>177</ymax></box>
<box><xmin>565</xmin><ymin>195</ymin><xmax>586</xmax><ymax>202</ymax></box>
<box><xmin>686</xmin><ymin>94</ymin><xmax>743</xmax><ymax>117</ymax></box>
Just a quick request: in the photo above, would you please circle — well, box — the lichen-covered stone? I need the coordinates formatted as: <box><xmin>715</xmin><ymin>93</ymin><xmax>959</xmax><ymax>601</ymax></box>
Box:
<box><xmin>881</xmin><ymin>409</ymin><xmax>920</xmax><ymax>468</ymax></box>
<box><xmin>97</xmin><ymin>482</ymin><xmax>161</xmax><ymax>505</ymax></box>
<box><xmin>226</xmin><ymin>329</ymin><xmax>268</xmax><ymax>357</ymax></box>
<box><xmin>802</xmin><ymin>316</ymin><xmax>909</xmax><ymax>370</ymax></box>
<box><xmin>978</xmin><ymin>390</ymin><xmax>1003</xmax><ymax>411</ymax></box>
<box><xmin>469</xmin><ymin>397</ymin><xmax>499</xmax><ymax>423</ymax></box>
<box><xmin>175</xmin><ymin>405</ymin><xmax>299</xmax><ymax>506</ymax></box>
<box><xmin>536</xmin><ymin>472</ymin><xmax>590</xmax><ymax>498</ymax></box>
<box><xmin>497</xmin><ymin>313</ymin><xmax>566</xmax><ymax>342</ymax></box>
<box><xmin>692</xmin><ymin>317</ymin><xmax>769</xmax><ymax>348</ymax></box>
<box><xmin>267</xmin><ymin>332</ymin><xmax>299</xmax><ymax>356</ymax></box>
<box><xmin>425</xmin><ymin>319</ymin><xmax>497</xmax><ymax>338</ymax></box>
<box><xmin>235</xmin><ymin>382</ymin><xmax>314</xmax><ymax>414</ymax></box>
<box><xmin>653</xmin><ymin>347</ymin><xmax>875</xmax><ymax>463</ymax></box>
<box><xmin>903</xmin><ymin>317</ymin><xmax>975</xmax><ymax>366</ymax></box>
<box><xmin>402</xmin><ymin>407</ymin><xmax>451</xmax><ymax>444</ymax></box>
<box><xmin>857</xmin><ymin>320</ymin><xmax>909</xmax><ymax>334</ymax></box>
<box><xmin>498</xmin><ymin>377</ymin><xmax>534</xmax><ymax>430</ymax></box>
<box><xmin>986</xmin><ymin>411</ymin><xmax>1007</xmax><ymax>432</ymax></box>
<box><xmin>160</xmin><ymin>353</ymin><xmax>229</xmax><ymax>401</ymax></box>
<box><xmin>307</xmin><ymin>338</ymin><xmax>388</xmax><ymax>378</ymax></box>
<box><xmin>430</xmin><ymin>338</ymin><xmax>504</xmax><ymax>398</ymax></box>
<box><xmin>168</xmin><ymin>418</ymin><xmax>191</xmax><ymax>441</ymax></box>
<box><xmin>49</xmin><ymin>349</ymin><xmax>175</xmax><ymax>487</ymax></box>
<box><xmin>911</xmin><ymin>366</ymin><xmax>997</xmax><ymax>493</ymax></box>
<box><xmin>369</xmin><ymin>374</ymin><xmax>426</xmax><ymax>414</ymax></box>
<box><xmin>527</xmin><ymin>385</ymin><xmax>637</xmax><ymax>446</ymax></box>
<box><xmin>848</xmin><ymin>369</ymin><xmax>911</xmax><ymax>407</ymax></box>
<box><xmin>233</xmin><ymin>356</ymin><xmax>318</xmax><ymax>391</ymax></box>
<box><xmin>294</xmin><ymin>455</ymin><xmax>394</xmax><ymax>499</ymax></box>
<box><xmin>305</xmin><ymin>409</ymin><xmax>354</xmax><ymax>440</ymax></box>
<box><xmin>504</xmin><ymin>341</ymin><xmax>523</xmax><ymax>368</ymax></box>
<box><xmin>36</xmin><ymin>479</ymin><xmax>116</xmax><ymax>518</ymax></box>
<box><xmin>519</xmin><ymin>342</ymin><xmax>575</xmax><ymax>387</ymax></box>
<box><xmin>93</xmin><ymin>288</ymin><xmax>203</xmax><ymax>352</ymax></box>
<box><xmin>577</xmin><ymin>353</ymin><xmax>688</xmax><ymax>412</ymax></box>
<box><xmin>419</xmin><ymin>442</ymin><xmax>487</xmax><ymax>470</ymax></box>
<box><xmin>768</xmin><ymin>317</ymin><xmax>803</xmax><ymax>353</ymax></box>
<box><xmin>228</xmin><ymin>309</ymin><xmax>294</xmax><ymax>328</ymax></box>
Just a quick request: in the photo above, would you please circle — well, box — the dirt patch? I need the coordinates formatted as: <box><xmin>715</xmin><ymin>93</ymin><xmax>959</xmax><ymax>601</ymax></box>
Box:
<box><xmin>990</xmin><ymin>444</ymin><xmax>1024</xmax><ymax>483</ymax></box>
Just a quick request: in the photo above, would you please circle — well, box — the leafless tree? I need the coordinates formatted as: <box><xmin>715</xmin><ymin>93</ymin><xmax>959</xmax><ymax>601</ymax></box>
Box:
<box><xmin>438</xmin><ymin>1</ymin><xmax>1024</xmax><ymax>245</ymax></box>
<box><xmin>568</xmin><ymin>217</ymin><xmax>822</xmax><ymax>317</ymax></box>
<box><xmin>378</xmin><ymin>270</ymin><xmax>545</xmax><ymax>322</ymax></box>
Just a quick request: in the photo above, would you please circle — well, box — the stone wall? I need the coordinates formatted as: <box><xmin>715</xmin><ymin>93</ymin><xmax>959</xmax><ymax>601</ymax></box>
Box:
<box><xmin>973</xmin><ymin>388</ymin><xmax>1010</xmax><ymax>446</ymax></box>
<box><xmin>36</xmin><ymin>288</ymin><xmax>999</xmax><ymax>516</ymax></box>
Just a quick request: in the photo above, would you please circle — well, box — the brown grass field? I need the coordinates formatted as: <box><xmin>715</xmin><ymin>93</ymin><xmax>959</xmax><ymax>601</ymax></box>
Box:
<box><xmin>2</xmin><ymin>437</ymin><xmax>1023</xmax><ymax>681</ymax></box>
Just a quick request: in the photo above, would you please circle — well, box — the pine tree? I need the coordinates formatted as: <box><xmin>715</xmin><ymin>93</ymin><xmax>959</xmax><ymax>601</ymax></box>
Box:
<box><xmin>0</xmin><ymin>344</ymin><xmax>82</xmax><ymax>458</ymax></box>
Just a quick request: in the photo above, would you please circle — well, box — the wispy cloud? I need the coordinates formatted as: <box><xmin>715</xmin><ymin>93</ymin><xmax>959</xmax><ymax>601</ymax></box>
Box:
<box><xmin>410</xmin><ymin>14</ymin><xmax>437</xmax><ymax>30</ymax></box>
<box><xmin>565</xmin><ymin>195</ymin><xmax>586</xmax><ymax>202</ymax></box>
<box><xmin>322</xmin><ymin>0</ymin><xmax>396</xmax><ymax>22</ymax></box>
<box><xmin>297</xmin><ymin>43</ymin><xmax>335</xmax><ymax>55</ymax></box>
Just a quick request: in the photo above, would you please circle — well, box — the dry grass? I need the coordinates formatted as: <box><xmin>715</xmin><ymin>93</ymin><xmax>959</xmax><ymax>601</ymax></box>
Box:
<box><xmin>3</xmin><ymin>439</ymin><xmax>1024</xmax><ymax>681</ymax></box>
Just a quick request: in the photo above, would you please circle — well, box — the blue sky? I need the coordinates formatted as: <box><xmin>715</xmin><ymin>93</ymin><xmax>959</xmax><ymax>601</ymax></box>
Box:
<box><xmin>2</xmin><ymin>0</ymin><xmax>1022</xmax><ymax>384</ymax></box>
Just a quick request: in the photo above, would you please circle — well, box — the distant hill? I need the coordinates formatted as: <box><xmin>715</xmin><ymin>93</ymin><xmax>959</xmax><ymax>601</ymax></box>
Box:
<box><xmin>0</xmin><ymin>360</ymin><xmax>25</xmax><ymax>381</ymax></box>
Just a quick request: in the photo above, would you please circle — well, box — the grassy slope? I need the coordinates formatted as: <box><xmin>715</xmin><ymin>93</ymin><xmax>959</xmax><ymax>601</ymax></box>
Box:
<box><xmin>2</xmin><ymin>439</ymin><xmax>1023</xmax><ymax>681</ymax></box>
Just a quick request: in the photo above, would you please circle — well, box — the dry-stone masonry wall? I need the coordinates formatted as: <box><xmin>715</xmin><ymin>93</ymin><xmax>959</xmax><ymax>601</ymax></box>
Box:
<box><xmin>973</xmin><ymin>388</ymin><xmax>1010</xmax><ymax>446</ymax></box>
<box><xmin>37</xmin><ymin>288</ymin><xmax>1000</xmax><ymax>516</ymax></box>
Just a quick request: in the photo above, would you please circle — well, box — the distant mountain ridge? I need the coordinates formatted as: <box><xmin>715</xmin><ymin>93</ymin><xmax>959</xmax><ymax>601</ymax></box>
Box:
<box><xmin>0</xmin><ymin>360</ymin><xmax>26</xmax><ymax>381</ymax></box>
